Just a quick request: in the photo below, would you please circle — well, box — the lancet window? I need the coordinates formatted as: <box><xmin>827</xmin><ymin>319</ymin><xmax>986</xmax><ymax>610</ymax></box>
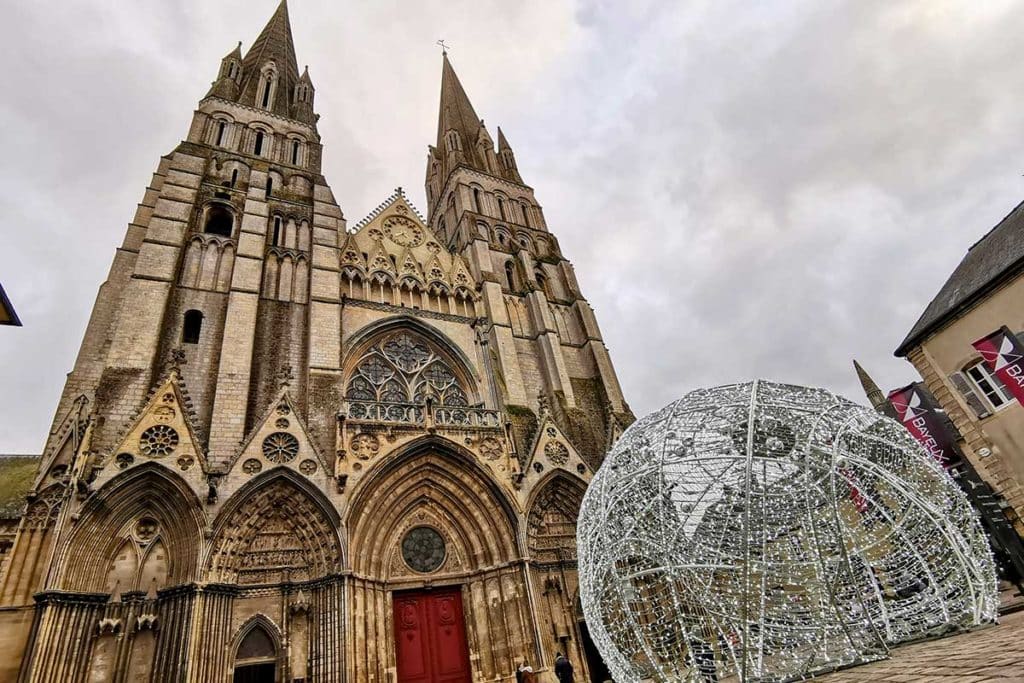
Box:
<box><xmin>346</xmin><ymin>332</ymin><xmax>470</xmax><ymax>407</ymax></box>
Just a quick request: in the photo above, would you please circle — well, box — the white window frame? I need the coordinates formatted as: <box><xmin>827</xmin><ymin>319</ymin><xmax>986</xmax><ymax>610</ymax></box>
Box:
<box><xmin>965</xmin><ymin>360</ymin><xmax>1013</xmax><ymax>412</ymax></box>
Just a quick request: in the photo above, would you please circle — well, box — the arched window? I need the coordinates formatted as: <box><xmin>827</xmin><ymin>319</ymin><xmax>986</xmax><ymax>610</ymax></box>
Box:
<box><xmin>182</xmin><ymin>310</ymin><xmax>203</xmax><ymax>344</ymax></box>
<box><xmin>253</xmin><ymin>131</ymin><xmax>264</xmax><ymax>156</ymax></box>
<box><xmin>204</xmin><ymin>205</ymin><xmax>233</xmax><ymax>237</ymax></box>
<box><xmin>497</xmin><ymin>196</ymin><xmax>507</xmax><ymax>221</ymax></box>
<box><xmin>291</xmin><ymin>140</ymin><xmax>300</xmax><ymax>165</ymax></box>
<box><xmin>472</xmin><ymin>187</ymin><xmax>482</xmax><ymax>213</ymax></box>
<box><xmin>272</xmin><ymin>217</ymin><xmax>282</xmax><ymax>246</ymax></box>
<box><xmin>266</xmin><ymin>176</ymin><xmax>273</xmax><ymax>197</ymax></box>
<box><xmin>505</xmin><ymin>261</ymin><xmax>517</xmax><ymax>292</ymax></box>
<box><xmin>230</xmin><ymin>169</ymin><xmax>238</xmax><ymax>187</ymax></box>
<box><xmin>521</xmin><ymin>201</ymin><xmax>532</xmax><ymax>227</ymax></box>
<box><xmin>260</xmin><ymin>77</ymin><xmax>273</xmax><ymax>108</ymax></box>
<box><xmin>345</xmin><ymin>331</ymin><xmax>470</xmax><ymax>408</ymax></box>
<box><xmin>234</xmin><ymin>625</ymin><xmax>277</xmax><ymax>683</ymax></box>
<box><xmin>535</xmin><ymin>270</ymin><xmax>547</xmax><ymax>296</ymax></box>
<box><xmin>215</xmin><ymin>121</ymin><xmax>226</xmax><ymax>146</ymax></box>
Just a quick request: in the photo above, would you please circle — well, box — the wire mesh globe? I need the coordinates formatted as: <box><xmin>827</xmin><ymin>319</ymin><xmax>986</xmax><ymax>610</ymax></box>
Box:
<box><xmin>577</xmin><ymin>380</ymin><xmax>997</xmax><ymax>682</ymax></box>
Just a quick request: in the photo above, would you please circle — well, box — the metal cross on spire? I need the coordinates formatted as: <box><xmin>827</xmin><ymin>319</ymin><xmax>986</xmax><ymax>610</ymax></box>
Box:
<box><xmin>436</xmin><ymin>39</ymin><xmax>450</xmax><ymax>55</ymax></box>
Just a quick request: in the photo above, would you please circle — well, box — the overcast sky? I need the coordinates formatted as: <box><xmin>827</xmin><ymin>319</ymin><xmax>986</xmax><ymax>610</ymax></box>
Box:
<box><xmin>2</xmin><ymin>0</ymin><xmax>1023</xmax><ymax>453</ymax></box>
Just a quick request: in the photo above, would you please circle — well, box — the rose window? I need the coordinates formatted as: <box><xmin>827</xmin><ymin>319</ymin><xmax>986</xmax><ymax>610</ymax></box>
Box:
<box><xmin>544</xmin><ymin>441</ymin><xmax>569</xmax><ymax>465</ymax></box>
<box><xmin>139</xmin><ymin>425</ymin><xmax>179</xmax><ymax>457</ymax></box>
<box><xmin>262</xmin><ymin>432</ymin><xmax>299</xmax><ymax>463</ymax></box>
<box><xmin>402</xmin><ymin>526</ymin><xmax>446</xmax><ymax>573</ymax></box>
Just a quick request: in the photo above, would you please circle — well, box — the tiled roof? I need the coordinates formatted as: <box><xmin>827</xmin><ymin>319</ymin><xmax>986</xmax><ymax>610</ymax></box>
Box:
<box><xmin>896</xmin><ymin>199</ymin><xmax>1024</xmax><ymax>356</ymax></box>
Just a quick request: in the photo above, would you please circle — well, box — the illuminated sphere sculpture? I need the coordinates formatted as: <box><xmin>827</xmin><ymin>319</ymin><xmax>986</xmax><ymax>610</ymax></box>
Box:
<box><xmin>578</xmin><ymin>381</ymin><xmax>997</xmax><ymax>682</ymax></box>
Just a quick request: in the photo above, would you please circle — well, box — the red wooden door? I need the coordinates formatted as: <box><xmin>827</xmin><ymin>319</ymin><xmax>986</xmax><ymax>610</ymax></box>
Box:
<box><xmin>394</xmin><ymin>588</ymin><xmax>471</xmax><ymax>683</ymax></box>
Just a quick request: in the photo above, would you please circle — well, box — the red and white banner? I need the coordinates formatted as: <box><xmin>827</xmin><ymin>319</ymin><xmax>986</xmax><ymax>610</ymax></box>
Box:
<box><xmin>972</xmin><ymin>325</ymin><xmax>1024</xmax><ymax>406</ymax></box>
<box><xmin>887</xmin><ymin>384</ymin><xmax>954</xmax><ymax>468</ymax></box>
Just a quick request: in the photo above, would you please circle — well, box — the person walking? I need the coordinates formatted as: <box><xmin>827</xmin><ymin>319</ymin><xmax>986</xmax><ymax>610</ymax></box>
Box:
<box><xmin>554</xmin><ymin>652</ymin><xmax>574</xmax><ymax>683</ymax></box>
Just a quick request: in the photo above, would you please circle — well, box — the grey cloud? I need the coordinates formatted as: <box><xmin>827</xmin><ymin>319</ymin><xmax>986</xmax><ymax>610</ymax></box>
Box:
<box><xmin>1</xmin><ymin>0</ymin><xmax>1021</xmax><ymax>451</ymax></box>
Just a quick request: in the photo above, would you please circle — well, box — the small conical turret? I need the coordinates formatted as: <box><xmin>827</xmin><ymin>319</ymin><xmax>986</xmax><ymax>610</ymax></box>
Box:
<box><xmin>853</xmin><ymin>359</ymin><xmax>897</xmax><ymax>418</ymax></box>
<box><xmin>293</xmin><ymin>65</ymin><xmax>316</xmax><ymax>124</ymax></box>
<box><xmin>207</xmin><ymin>41</ymin><xmax>243</xmax><ymax>100</ymax></box>
<box><xmin>496</xmin><ymin>127</ymin><xmax>522</xmax><ymax>183</ymax></box>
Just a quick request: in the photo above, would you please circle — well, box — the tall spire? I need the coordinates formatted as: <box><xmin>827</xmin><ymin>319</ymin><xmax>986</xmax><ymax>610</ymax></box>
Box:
<box><xmin>853</xmin><ymin>359</ymin><xmax>896</xmax><ymax>418</ymax></box>
<box><xmin>235</xmin><ymin>0</ymin><xmax>304</xmax><ymax>120</ymax></box>
<box><xmin>436</xmin><ymin>53</ymin><xmax>486</xmax><ymax>168</ymax></box>
<box><xmin>243</xmin><ymin>0</ymin><xmax>299</xmax><ymax>79</ymax></box>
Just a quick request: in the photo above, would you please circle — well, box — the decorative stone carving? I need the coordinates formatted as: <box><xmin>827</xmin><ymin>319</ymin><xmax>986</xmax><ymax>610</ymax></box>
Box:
<box><xmin>97</xmin><ymin>618</ymin><xmax>122</xmax><ymax>635</ymax></box>
<box><xmin>242</xmin><ymin>458</ymin><xmax>262</xmax><ymax>475</ymax></box>
<box><xmin>401</xmin><ymin>526</ymin><xmax>446</xmax><ymax>573</ymax></box>
<box><xmin>136</xmin><ymin>614</ymin><xmax>159</xmax><ymax>631</ymax></box>
<box><xmin>528</xmin><ymin>477</ymin><xmax>584</xmax><ymax>566</ymax></box>
<box><xmin>176</xmin><ymin>455</ymin><xmax>194</xmax><ymax>471</ymax></box>
<box><xmin>115</xmin><ymin>453</ymin><xmax>134</xmax><ymax>469</ymax></box>
<box><xmin>139</xmin><ymin>425</ymin><xmax>179</xmax><ymax>457</ymax></box>
<box><xmin>153</xmin><ymin>406</ymin><xmax>175</xmax><ymax>423</ymax></box>
<box><xmin>275</xmin><ymin>418</ymin><xmax>290</xmax><ymax>429</ymax></box>
<box><xmin>207</xmin><ymin>480</ymin><xmax>342</xmax><ymax>585</ymax></box>
<box><xmin>262</xmin><ymin>432</ymin><xmax>299</xmax><ymax>463</ymax></box>
<box><xmin>479</xmin><ymin>437</ymin><xmax>502</xmax><ymax>461</ymax></box>
<box><xmin>299</xmin><ymin>459</ymin><xmax>317</xmax><ymax>475</ymax></box>
<box><xmin>383</xmin><ymin>214</ymin><xmax>423</xmax><ymax>247</ymax></box>
<box><xmin>544</xmin><ymin>441</ymin><xmax>569</xmax><ymax>465</ymax></box>
<box><xmin>350</xmin><ymin>433</ymin><xmax>380</xmax><ymax>460</ymax></box>
<box><xmin>134</xmin><ymin>517</ymin><xmax>159</xmax><ymax>543</ymax></box>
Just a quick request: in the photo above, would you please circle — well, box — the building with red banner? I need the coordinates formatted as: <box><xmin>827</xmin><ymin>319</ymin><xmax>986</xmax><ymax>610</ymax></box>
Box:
<box><xmin>896</xmin><ymin>199</ymin><xmax>1024</xmax><ymax>537</ymax></box>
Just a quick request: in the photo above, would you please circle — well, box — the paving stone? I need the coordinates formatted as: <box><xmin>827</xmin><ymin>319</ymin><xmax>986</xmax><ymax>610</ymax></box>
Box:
<box><xmin>818</xmin><ymin>611</ymin><xmax>1024</xmax><ymax>682</ymax></box>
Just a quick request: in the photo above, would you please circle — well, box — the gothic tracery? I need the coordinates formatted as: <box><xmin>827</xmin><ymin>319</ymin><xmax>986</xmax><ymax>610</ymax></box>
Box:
<box><xmin>345</xmin><ymin>331</ymin><xmax>470</xmax><ymax>407</ymax></box>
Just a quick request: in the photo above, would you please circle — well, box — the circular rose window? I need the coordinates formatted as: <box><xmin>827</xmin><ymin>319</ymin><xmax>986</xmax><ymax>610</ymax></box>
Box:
<box><xmin>401</xmin><ymin>526</ymin><xmax>446</xmax><ymax>573</ymax></box>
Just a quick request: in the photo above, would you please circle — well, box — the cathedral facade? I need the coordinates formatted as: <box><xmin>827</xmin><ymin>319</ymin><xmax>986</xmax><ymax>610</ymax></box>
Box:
<box><xmin>0</xmin><ymin>3</ymin><xmax>632</xmax><ymax>682</ymax></box>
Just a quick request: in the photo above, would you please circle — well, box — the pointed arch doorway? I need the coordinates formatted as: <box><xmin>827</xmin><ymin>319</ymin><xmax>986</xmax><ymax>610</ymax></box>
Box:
<box><xmin>393</xmin><ymin>587</ymin><xmax>472</xmax><ymax>683</ymax></box>
<box><xmin>232</xmin><ymin>624</ymin><xmax>278</xmax><ymax>683</ymax></box>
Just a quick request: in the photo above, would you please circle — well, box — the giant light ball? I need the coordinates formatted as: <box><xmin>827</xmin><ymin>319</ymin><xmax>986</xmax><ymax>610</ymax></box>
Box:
<box><xmin>577</xmin><ymin>381</ymin><xmax>997</xmax><ymax>682</ymax></box>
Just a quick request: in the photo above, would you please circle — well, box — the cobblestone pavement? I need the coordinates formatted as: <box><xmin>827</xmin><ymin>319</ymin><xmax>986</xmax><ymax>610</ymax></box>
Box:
<box><xmin>817</xmin><ymin>609</ymin><xmax>1024</xmax><ymax>682</ymax></box>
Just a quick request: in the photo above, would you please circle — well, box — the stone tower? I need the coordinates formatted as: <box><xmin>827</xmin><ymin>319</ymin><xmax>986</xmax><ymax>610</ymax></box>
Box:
<box><xmin>0</xmin><ymin>4</ymin><xmax>633</xmax><ymax>682</ymax></box>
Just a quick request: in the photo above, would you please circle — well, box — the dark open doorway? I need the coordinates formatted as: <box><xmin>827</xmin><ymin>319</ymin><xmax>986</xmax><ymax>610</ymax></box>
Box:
<box><xmin>579</xmin><ymin>620</ymin><xmax>611</xmax><ymax>683</ymax></box>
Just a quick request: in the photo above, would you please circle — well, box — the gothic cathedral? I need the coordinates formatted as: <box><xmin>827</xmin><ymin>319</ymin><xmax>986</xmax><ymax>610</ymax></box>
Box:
<box><xmin>0</xmin><ymin>3</ymin><xmax>632</xmax><ymax>681</ymax></box>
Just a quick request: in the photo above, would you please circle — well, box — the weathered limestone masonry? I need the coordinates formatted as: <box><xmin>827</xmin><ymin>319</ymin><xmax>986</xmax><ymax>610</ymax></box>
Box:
<box><xmin>0</xmin><ymin>3</ymin><xmax>633</xmax><ymax>682</ymax></box>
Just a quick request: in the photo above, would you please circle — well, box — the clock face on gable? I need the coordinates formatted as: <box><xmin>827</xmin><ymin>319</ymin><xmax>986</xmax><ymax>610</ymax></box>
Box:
<box><xmin>383</xmin><ymin>215</ymin><xmax>424</xmax><ymax>247</ymax></box>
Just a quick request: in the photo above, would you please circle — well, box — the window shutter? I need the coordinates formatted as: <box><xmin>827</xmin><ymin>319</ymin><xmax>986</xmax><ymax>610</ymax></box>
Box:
<box><xmin>950</xmin><ymin>372</ymin><xmax>991</xmax><ymax>419</ymax></box>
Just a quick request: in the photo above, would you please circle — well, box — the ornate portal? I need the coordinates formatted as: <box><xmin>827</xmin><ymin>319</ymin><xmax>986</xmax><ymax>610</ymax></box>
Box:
<box><xmin>578</xmin><ymin>380</ymin><xmax>997</xmax><ymax>683</ymax></box>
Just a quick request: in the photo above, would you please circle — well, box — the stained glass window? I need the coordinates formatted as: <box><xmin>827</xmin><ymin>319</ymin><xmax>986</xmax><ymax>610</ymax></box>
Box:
<box><xmin>346</xmin><ymin>332</ymin><xmax>470</xmax><ymax>407</ymax></box>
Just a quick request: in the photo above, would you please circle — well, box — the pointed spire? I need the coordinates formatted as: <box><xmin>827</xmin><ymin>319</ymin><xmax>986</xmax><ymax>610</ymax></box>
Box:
<box><xmin>436</xmin><ymin>53</ymin><xmax>485</xmax><ymax>165</ymax></box>
<box><xmin>243</xmin><ymin>0</ymin><xmax>299</xmax><ymax>79</ymax></box>
<box><xmin>496</xmin><ymin>126</ymin><xmax>522</xmax><ymax>182</ymax></box>
<box><xmin>225</xmin><ymin>41</ymin><xmax>243</xmax><ymax>61</ymax></box>
<box><xmin>496</xmin><ymin>126</ymin><xmax>511</xmax><ymax>152</ymax></box>
<box><xmin>853</xmin><ymin>360</ymin><xmax>896</xmax><ymax>418</ymax></box>
<box><xmin>234</xmin><ymin>0</ymin><xmax>306</xmax><ymax>120</ymax></box>
<box><xmin>300</xmin><ymin>64</ymin><xmax>313</xmax><ymax>84</ymax></box>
